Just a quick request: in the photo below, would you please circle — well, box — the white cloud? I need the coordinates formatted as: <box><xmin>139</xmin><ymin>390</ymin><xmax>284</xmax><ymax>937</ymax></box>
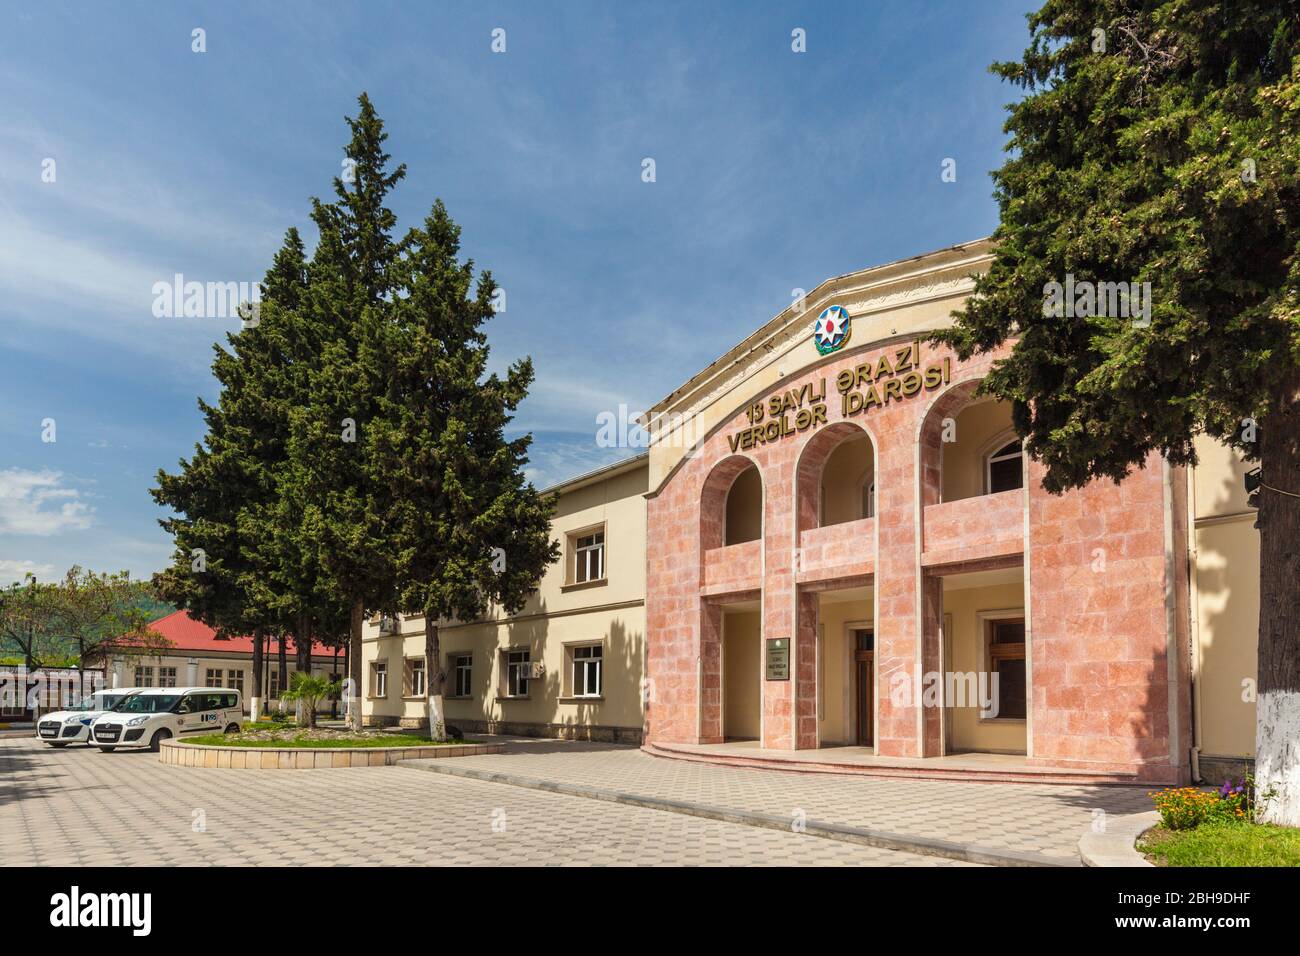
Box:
<box><xmin>0</xmin><ymin>469</ymin><xmax>94</xmax><ymax>536</ymax></box>
<box><xmin>0</xmin><ymin>558</ymin><xmax>57</xmax><ymax>584</ymax></box>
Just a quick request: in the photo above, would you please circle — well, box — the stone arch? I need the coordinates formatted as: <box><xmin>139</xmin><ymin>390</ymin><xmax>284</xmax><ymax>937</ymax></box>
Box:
<box><xmin>915</xmin><ymin>377</ymin><xmax>985</xmax><ymax>509</ymax></box>
<box><xmin>794</xmin><ymin>421</ymin><xmax>878</xmax><ymax>534</ymax></box>
<box><xmin>700</xmin><ymin>454</ymin><xmax>762</xmax><ymax>550</ymax></box>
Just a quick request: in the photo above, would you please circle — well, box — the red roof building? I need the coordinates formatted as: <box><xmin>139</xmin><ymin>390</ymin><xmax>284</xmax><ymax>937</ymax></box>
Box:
<box><xmin>103</xmin><ymin>610</ymin><xmax>344</xmax><ymax>710</ymax></box>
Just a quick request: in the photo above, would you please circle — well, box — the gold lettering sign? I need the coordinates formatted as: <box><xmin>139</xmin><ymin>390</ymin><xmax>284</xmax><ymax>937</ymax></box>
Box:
<box><xmin>726</xmin><ymin>343</ymin><xmax>952</xmax><ymax>453</ymax></box>
<box><xmin>727</xmin><ymin>379</ymin><xmax>828</xmax><ymax>453</ymax></box>
<box><xmin>835</xmin><ymin>343</ymin><xmax>950</xmax><ymax>420</ymax></box>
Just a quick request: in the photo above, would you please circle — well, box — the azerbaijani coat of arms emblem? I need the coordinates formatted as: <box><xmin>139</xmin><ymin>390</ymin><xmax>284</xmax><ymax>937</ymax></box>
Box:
<box><xmin>813</xmin><ymin>305</ymin><xmax>850</xmax><ymax>355</ymax></box>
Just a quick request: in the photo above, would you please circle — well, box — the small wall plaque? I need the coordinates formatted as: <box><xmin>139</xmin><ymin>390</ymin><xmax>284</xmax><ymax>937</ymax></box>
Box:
<box><xmin>765</xmin><ymin>637</ymin><xmax>790</xmax><ymax>681</ymax></box>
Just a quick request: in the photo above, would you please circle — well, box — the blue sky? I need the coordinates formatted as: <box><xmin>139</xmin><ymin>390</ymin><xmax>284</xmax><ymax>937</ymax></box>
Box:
<box><xmin>0</xmin><ymin>0</ymin><xmax>1031</xmax><ymax>584</ymax></box>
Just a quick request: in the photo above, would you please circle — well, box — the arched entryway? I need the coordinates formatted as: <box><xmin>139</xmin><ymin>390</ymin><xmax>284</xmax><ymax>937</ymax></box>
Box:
<box><xmin>917</xmin><ymin>380</ymin><xmax>1028</xmax><ymax>756</ymax></box>
<box><xmin>793</xmin><ymin>422</ymin><xmax>878</xmax><ymax>749</ymax></box>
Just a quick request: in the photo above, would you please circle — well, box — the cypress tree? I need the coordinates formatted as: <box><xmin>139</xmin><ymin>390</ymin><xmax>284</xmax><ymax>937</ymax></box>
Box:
<box><xmin>288</xmin><ymin>93</ymin><xmax>405</xmax><ymax>729</ymax></box>
<box><xmin>934</xmin><ymin>1</ymin><xmax>1300</xmax><ymax>823</ymax></box>
<box><xmin>378</xmin><ymin>200</ymin><xmax>559</xmax><ymax>739</ymax></box>
<box><xmin>152</xmin><ymin>228</ymin><xmax>311</xmax><ymax>715</ymax></box>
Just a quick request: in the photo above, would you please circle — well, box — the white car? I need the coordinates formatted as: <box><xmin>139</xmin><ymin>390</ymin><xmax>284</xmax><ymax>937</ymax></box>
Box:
<box><xmin>91</xmin><ymin>686</ymin><xmax>243</xmax><ymax>752</ymax></box>
<box><xmin>36</xmin><ymin>688</ymin><xmax>143</xmax><ymax>747</ymax></box>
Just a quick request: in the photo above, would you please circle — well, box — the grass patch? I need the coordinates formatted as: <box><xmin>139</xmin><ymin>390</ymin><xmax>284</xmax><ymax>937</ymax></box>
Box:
<box><xmin>1139</xmin><ymin>820</ymin><xmax>1300</xmax><ymax>867</ymax></box>
<box><xmin>183</xmin><ymin>733</ymin><xmax>469</xmax><ymax>749</ymax></box>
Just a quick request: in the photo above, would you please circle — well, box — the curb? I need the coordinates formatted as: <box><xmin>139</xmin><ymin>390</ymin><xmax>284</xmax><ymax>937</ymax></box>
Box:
<box><xmin>399</xmin><ymin>758</ymin><xmax>1079</xmax><ymax>867</ymax></box>
<box><xmin>1078</xmin><ymin>810</ymin><xmax>1159</xmax><ymax>867</ymax></box>
<box><xmin>160</xmin><ymin>739</ymin><xmax>505</xmax><ymax>769</ymax></box>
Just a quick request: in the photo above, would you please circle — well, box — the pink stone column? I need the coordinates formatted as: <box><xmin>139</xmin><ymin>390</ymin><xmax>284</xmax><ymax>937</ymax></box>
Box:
<box><xmin>700</xmin><ymin>602</ymin><xmax>723</xmax><ymax>743</ymax></box>
<box><xmin>761</xmin><ymin>450</ymin><xmax>796</xmax><ymax>748</ymax></box>
<box><xmin>795</xmin><ymin>590</ymin><xmax>819</xmax><ymax>749</ymax></box>
<box><xmin>1027</xmin><ymin>451</ymin><xmax>1188</xmax><ymax>781</ymax></box>
<box><xmin>872</xmin><ymin>407</ymin><xmax>923</xmax><ymax>757</ymax></box>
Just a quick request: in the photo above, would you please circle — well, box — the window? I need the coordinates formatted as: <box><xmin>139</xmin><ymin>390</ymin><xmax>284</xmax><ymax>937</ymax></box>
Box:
<box><xmin>986</xmin><ymin>618</ymin><xmax>1026</xmax><ymax>719</ymax></box>
<box><xmin>986</xmin><ymin>439</ymin><xmax>1023</xmax><ymax>494</ymax></box>
<box><xmin>205</xmin><ymin>668</ymin><xmax>223</xmax><ymax>688</ymax></box>
<box><xmin>570</xmin><ymin>645</ymin><xmax>603</xmax><ymax>698</ymax></box>
<box><xmin>158</xmin><ymin>667</ymin><xmax>177</xmax><ymax>688</ymax></box>
<box><xmin>134</xmin><ymin>666</ymin><xmax>154</xmax><ymax>687</ymax></box>
<box><xmin>198</xmin><ymin>691</ymin><xmax>229</xmax><ymax>712</ymax></box>
<box><xmin>268</xmin><ymin>671</ymin><xmax>282</xmax><ymax>699</ymax></box>
<box><xmin>505</xmin><ymin>650</ymin><xmax>530</xmax><ymax>698</ymax></box>
<box><xmin>222</xmin><ymin>692</ymin><xmax>238</xmax><ymax>710</ymax></box>
<box><xmin>369</xmin><ymin>661</ymin><xmax>388</xmax><ymax>698</ymax></box>
<box><xmin>405</xmin><ymin>658</ymin><xmax>427</xmax><ymax>697</ymax></box>
<box><xmin>571</xmin><ymin>528</ymin><xmax>605</xmax><ymax>584</ymax></box>
<box><xmin>226</xmin><ymin>669</ymin><xmax>244</xmax><ymax>693</ymax></box>
<box><xmin>453</xmin><ymin>655</ymin><xmax>472</xmax><ymax>698</ymax></box>
<box><xmin>860</xmin><ymin>477</ymin><xmax>876</xmax><ymax>519</ymax></box>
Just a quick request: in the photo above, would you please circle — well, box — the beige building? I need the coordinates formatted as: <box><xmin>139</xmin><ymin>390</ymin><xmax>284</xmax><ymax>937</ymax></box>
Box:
<box><xmin>360</xmin><ymin>239</ymin><xmax>1261</xmax><ymax>782</ymax></box>
<box><xmin>362</xmin><ymin>457</ymin><xmax>648</xmax><ymax>742</ymax></box>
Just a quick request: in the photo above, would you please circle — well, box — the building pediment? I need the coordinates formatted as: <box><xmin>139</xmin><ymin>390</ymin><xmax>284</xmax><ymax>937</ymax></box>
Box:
<box><xmin>641</xmin><ymin>238</ymin><xmax>994</xmax><ymax>492</ymax></box>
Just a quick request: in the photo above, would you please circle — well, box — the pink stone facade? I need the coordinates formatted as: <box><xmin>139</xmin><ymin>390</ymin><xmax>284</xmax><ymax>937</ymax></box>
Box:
<box><xmin>644</xmin><ymin>338</ymin><xmax>1192</xmax><ymax>783</ymax></box>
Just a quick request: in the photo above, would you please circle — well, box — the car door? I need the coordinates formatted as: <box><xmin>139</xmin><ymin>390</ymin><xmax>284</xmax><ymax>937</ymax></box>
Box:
<box><xmin>222</xmin><ymin>691</ymin><xmax>241</xmax><ymax>725</ymax></box>
<box><xmin>174</xmin><ymin>692</ymin><xmax>206</xmax><ymax>735</ymax></box>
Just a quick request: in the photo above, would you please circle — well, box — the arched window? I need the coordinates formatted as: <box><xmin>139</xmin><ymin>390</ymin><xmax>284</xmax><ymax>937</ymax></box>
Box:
<box><xmin>985</xmin><ymin>438</ymin><xmax>1023</xmax><ymax>494</ymax></box>
<box><xmin>724</xmin><ymin>465</ymin><xmax>762</xmax><ymax>545</ymax></box>
<box><xmin>858</xmin><ymin>474</ymin><xmax>876</xmax><ymax>519</ymax></box>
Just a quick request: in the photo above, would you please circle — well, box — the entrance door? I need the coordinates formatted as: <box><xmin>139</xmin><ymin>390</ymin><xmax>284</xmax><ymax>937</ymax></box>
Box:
<box><xmin>852</xmin><ymin>628</ymin><xmax>874</xmax><ymax>746</ymax></box>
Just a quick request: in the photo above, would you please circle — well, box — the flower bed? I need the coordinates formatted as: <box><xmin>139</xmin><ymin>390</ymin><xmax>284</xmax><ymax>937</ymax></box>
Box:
<box><xmin>1139</xmin><ymin>776</ymin><xmax>1298</xmax><ymax>866</ymax></box>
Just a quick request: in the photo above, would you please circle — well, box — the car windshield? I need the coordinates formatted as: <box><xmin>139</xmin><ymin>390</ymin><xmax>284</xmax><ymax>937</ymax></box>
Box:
<box><xmin>72</xmin><ymin>693</ymin><xmax>122</xmax><ymax>711</ymax></box>
<box><xmin>113</xmin><ymin>694</ymin><xmax>179</xmax><ymax>714</ymax></box>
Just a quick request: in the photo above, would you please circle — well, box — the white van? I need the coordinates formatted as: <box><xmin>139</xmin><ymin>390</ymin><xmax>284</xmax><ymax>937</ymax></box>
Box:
<box><xmin>90</xmin><ymin>687</ymin><xmax>243</xmax><ymax>752</ymax></box>
<box><xmin>36</xmin><ymin>688</ymin><xmax>142</xmax><ymax>747</ymax></box>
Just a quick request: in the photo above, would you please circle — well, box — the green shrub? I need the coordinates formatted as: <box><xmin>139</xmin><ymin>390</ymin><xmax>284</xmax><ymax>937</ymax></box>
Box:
<box><xmin>1150</xmin><ymin>776</ymin><xmax>1260</xmax><ymax>831</ymax></box>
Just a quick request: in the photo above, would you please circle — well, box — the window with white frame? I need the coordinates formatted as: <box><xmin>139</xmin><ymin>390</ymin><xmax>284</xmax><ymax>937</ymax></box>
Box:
<box><xmin>985</xmin><ymin>438</ymin><xmax>1024</xmax><ymax>494</ymax></box>
<box><xmin>504</xmin><ymin>649</ymin><xmax>530</xmax><ymax>697</ymax></box>
<box><xmin>405</xmin><ymin>657</ymin><xmax>427</xmax><ymax>697</ymax></box>
<box><xmin>453</xmin><ymin>655</ymin><xmax>472</xmax><ymax>698</ymax></box>
<box><xmin>226</xmin><ymin>669</ymin><xmax>244</xmax><ymax>692</ymax></box>
<box><xmin>369</xmin><ymin>661</ymin><xmax>387</xmax><ymax>698</ymax></box>
<box><xmin>158</xmin><ymin>666</ymin><xmax>177</xmax><ymax>687</ymax></box>
<box><xmin>859</xmin><ymin>475</ymin><xmax>876</xmax><ymax>519</ymax></box>
<box><xmin>268</xmin><ymin>670</ymin><xmax>283</xmax><ymax>699</ymax></box>
<box><xmin>134</xmin><ymin>666</ymin><xmax>154</xmax><ymax>687</ymax></box>
<box><xmin>571</xmin><ymin>528</ymin><xmax>605</xmax><ymax>584</ymax></box>
<box><xmin>205</xmin><ymin>668</ymin><xmax>223</xmax><ymax>688</ymax></box>
<box><xmin>569</xmin><ymin>644</ymin><xmax>603</xmax><ymax>698</ymax></box>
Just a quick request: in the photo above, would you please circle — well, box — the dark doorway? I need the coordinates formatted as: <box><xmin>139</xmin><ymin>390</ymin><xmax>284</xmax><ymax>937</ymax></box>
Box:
<box><xmin>853</xmin><ymin>628</ymin><xmax>874</xmax><ymax>746</ymax></box>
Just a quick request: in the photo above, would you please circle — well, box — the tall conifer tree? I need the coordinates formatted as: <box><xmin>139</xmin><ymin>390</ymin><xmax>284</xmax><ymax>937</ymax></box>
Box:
<box><xmin>379</xmin><ymin>201</ymin><xmax>559</xmax><ymax>738</ymax></box>
<box><xmin>935</xmin><ymin>1</ymin><xmax>1300</xmax><ymax>822</ymax></box>
<box><xmin>152</xmin><ymin>229</ymin><xmax>311</xmax><ymax>715</ymax></box>
<box><xmin>289</xmin><ymin>94</ymin><xmax>405</xmax><ymax>729</ymax></box>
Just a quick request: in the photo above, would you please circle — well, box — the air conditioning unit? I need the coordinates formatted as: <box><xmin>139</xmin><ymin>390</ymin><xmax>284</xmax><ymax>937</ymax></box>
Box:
<box><xmin>528</xmin><ymin>661</ymin><xmax>546</xmax><ymax>679</ymax></box>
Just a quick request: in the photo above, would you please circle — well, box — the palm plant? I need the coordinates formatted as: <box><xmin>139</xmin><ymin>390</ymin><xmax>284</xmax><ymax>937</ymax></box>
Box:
<box><xmin>279</xmin><ymin>672</ymin><xmax>341</xmax><ymax>729</ymax></box>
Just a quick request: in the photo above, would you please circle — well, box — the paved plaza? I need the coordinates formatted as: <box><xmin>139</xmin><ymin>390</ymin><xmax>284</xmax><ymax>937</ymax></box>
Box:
<box><xmin>0</xmin><ymin>737</ymin><xmax>972</xmax><ymax>867</ymax></box>
<box><xmin>403</xmin><ymin>737</ymin><xmax>1156</xmax><ymax>862</ymax></box>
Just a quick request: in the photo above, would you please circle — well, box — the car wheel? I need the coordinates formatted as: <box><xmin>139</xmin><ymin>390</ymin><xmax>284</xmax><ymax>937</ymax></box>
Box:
<box><xmin>224</xmin><ymin>723</ymin><xmax>240</xmax><ymax>734</ymax></box>
<box><xmin>149</xmin><ymin>728</ymin><xmax>172</xmax><ymax>752</ymax></box>
<box><xmin>98</xmin><ymin>746</ymin><xmax>116</xmax><ymax>753</ymax></box>
<box><xmin>47</xmin><ymin>741</ymin><xmax>69</xmax><ymax>748</ymax></box>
